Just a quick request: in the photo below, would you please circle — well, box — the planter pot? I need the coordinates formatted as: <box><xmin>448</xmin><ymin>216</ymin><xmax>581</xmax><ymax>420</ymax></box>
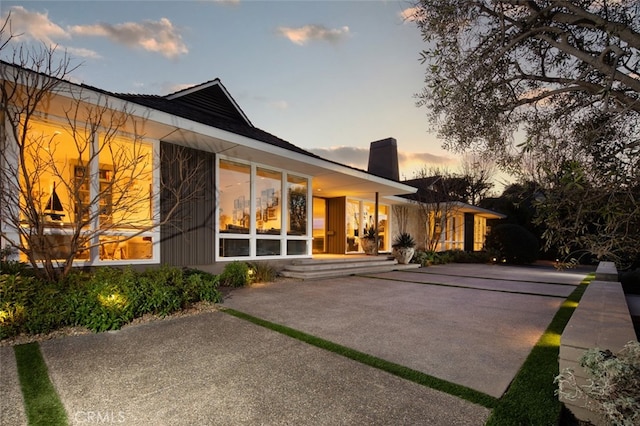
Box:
<box><xmin>392</xmin><ymin>247</ymin><xmax>415</xmax><ymax>264</ymax></box>
<box><xmin>361</xmin><ymin>238</ymin><xmax>377</xmax><ymax>255</ymax></box>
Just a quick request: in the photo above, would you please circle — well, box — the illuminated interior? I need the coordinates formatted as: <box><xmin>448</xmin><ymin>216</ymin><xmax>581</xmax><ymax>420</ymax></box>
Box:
<box><xmin>346</xmin><ymin>198</ymin><xmax>390</xmax><ymax>253</ymax></box>
<box><xmin>19</xmin><ymin>119</ymin><xmax>156</xmax><ymax>263</ymax></box>
<box><xmin>218</xmin><ymin>158</ymin><xmax>310</xmax><ymax>258</ymax></box>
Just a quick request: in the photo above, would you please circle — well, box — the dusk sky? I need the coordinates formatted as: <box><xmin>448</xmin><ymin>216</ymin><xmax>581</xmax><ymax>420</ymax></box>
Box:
<box><xmin>1</xmin><ymin>1</ymin><xmax>457</xmax><ymax>179</ymax></box>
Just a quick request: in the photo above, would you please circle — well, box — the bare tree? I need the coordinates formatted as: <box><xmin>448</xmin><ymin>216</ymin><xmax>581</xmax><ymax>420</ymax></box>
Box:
<box><xmin>405</xmin><ymin>166</ymin><xmax>464</xmax><ymax>252</ymax></box>
<box><xmin>0</xmin><ymin>26</ymin><xmax>204</xmax><ymax>281</ymax></box>
<box><xmin>458</xmin><ymin>152</ymin><xmax>497</xmax><ymax>205</ymax></box>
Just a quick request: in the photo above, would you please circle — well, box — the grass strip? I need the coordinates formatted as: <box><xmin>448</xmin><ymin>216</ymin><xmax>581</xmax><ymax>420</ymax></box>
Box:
<box><xmin>14</xmin><ymin>342</ymin><xmax>67</xmax><ymax>426</ymax></box>
<box><xmin>395</xmin><ymin>265</ymin><xmax>576</xmax><ymax>287</ymax></box>
<box><xmin>486</xmin><ymin>273</ymin><xmax>594</xmax><ymax>425</ymax></box>
<box><xmin>361</xmin><ymin>274</ymin><xmax>567</xmax><ymax>299</ymax></box>
<box><xmin>222</xmin><ymin>307</ymin><xmax>497</xmax><ymax>409</ymax></box>
<box><xmin>397</xmin><ymin>269</ymin><xmax>581</xmax><ymax>287</ymax></box>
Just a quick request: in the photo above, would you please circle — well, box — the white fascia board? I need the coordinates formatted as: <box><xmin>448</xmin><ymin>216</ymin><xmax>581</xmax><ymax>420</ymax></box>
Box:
<box><xmin>448</xmin><ymin>201</ymin><xmax>506</xmax><ymax>219</ymax></box>
<box><xmin>382</xmin><ymin>195</ymin><xmax>415</xmax><ymax>205</ymax></box>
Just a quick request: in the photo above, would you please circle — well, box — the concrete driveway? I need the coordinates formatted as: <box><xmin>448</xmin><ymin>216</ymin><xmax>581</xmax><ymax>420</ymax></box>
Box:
<box><xmin>3</xmin><ymin>263</ymin><xmax>590</xmax><ymax>425</ymax></box>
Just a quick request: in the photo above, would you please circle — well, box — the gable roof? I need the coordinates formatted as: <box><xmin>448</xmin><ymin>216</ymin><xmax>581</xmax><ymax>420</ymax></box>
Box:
<box><xmin>164</xmin><ymin>79</ymin><xmax>252</xmax><ymax>126</ymax></box>
<box><xmin>114</xmin><ymin>81</ymin><xmax>327</xmax><ymax>160</ymax></box>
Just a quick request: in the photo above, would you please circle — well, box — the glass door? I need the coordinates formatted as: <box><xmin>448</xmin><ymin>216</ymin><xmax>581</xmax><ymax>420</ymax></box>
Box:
<box><xmin>312</xmin><ymin>197</ymin><xmax>326</xmax><ymax>253</ymax></box>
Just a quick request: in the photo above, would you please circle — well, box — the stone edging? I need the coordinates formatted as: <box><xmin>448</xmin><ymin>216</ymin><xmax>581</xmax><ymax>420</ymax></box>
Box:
<box><xmin>558</xmin><ymin>262</ymin><xmax>637</xmax><ymax>425</ymax></box>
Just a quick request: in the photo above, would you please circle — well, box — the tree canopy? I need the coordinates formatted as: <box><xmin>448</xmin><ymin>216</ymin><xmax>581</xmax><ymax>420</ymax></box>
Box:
<box><xmin>412</xmin><ymin>1</ymin><xmax>640</xmax><ymax>265</ymax></box>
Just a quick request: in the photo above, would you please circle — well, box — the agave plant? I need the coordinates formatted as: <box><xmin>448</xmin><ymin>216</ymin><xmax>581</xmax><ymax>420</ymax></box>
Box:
<box><xmin>363</xmin><ymin>225</ymin><xmax>377</xmax><ymax>239</ymax></box>
<box><xmin>392</xmin><ymin>232</ymin><xmax>415</xmax><ymax>249</ymax></box>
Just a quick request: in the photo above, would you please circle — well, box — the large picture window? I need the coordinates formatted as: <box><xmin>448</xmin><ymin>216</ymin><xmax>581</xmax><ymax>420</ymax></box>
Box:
<box><xmin>217</xmin><ymin>157</ymin><xmax>310</xmax><ymax>259</ymax></box>
<box><xmin>18</xmin><ymin>119</ymin><xmax>157</xmax><ymax>264</ymax></box>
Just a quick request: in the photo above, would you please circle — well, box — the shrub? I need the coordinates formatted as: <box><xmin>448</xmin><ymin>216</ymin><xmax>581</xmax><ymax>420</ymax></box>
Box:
<box><xmin>0</xmin><ymin>266</ymin><xmax>222</xmax><ymax>338</ymax></box>
<box><xmin>484</xmin><ymin>224</ymin><xmax>539</xmax><ymax>264</ymax></box>
<box><xmin>183</xmin><ymin>268</ymin><xmax>221</xmax><ymax>302</ymax></box>
<box><xmin>219</xmin><ymin>261</ymin><xmax>251</xmax><ymax>287</ymax></box>
<box><xmin>0</xmin><ymin>274</ymin><xmax>39</xmax><ymax>338</ymax></box>
<box><xmin>0</xmin><ymin>247</ymin><xmax>31</xmax><ymax>276</ymax></box>
<box><xmin>556</xmin><ymin>341</ymin><xmax>640</xmax><ymax>426</ymax></box>
<box><xmin>249</xmin><ymin>262</ymin><xmax>276</xmax><ymax>283</ymax></box>
<box><xmin>411</xmin><ymin>250</ymin><xmax>451</xmax><ymax>266</ymax></box>
<box><xmin>447</xmin><ymin>250</ymin><xmax>491</xmax><ymax>264</ymax></box>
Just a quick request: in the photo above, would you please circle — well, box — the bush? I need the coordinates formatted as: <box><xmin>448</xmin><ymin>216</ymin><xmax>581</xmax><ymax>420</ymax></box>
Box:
<box><xmin>411</xmin><ymin>250</ymin><xmax>452</xmax><ymax>266</ymax></box>
<box><xmin>0</xmin><ymin>247</ymin><xmax>30</xmax><ymax>276</ymax></box>
<box><xmin>0</xmin><ymin>266</ymin><xmax>222</xmax><ymax>338</ymax></box>
<box><xmin>556</xmin><ymin>341</ymin><xmax>640</xmax><ymax>426</ymax></box>
<box><xmin>484</xmin><ymin>224</ymin><xmax>539</xmax><ymax>264</ymax></box>
<box><xmin>219</xmin><ymin>261</ymin><xmax>251</xmax><ymax>287</ymax></box>
<box><xmin>249</xmin><ymin>262</ymin><xmax>276</xmax><ymax>283</ymax></box>
<box><xmin>447</xmin><ymin>250</ymin><xmax>492</xmax><ymax>264</ymax></box>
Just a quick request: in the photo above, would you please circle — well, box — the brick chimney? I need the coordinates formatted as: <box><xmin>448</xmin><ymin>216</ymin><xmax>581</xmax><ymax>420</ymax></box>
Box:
<box><xmin>367</xmin><ymin>137</ymin><xmax>399</xmax><ymax>181</ymax></box>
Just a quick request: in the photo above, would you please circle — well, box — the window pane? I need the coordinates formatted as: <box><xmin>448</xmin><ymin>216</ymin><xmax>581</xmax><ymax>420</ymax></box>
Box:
<box><xmin>346</xmin><ymin>199</ymin><xmax>360</xmax><ymax>252</ymax></box>
<box><xmin>363</xmin><ymin>202</ymin><xmax>389</xmax><ymax>251</ymax></box>
<box><xmin>99</xmin><ymin>235</ymin><xmax>153</xmax><ymax>260</ymax></box>
<box><xmin>287</xmin><ymin>240</ymin><xmax>307</xmax><ymax>255</ymax></box>
<box><xmin>257</xmin><ymin>239</ymin><xmax>280</xmax><ymax>256</ymax></box>
<box><xmin>219</xmin><ymin>239</ymin><xmax>250</xmax><ymax>257</ymax></box>
<box><xmin>256</xmin><ymin>167</ymin><xmax>281</xmax><ymax>234</ymax></box>
<box><xmin>219</xmin><ymin>160</ymin><xmax>251</xmax><ymax>233</ymax></box>
<box><xmin>99</xmin><ymin>135</ymin><xmax>153</xmax><ymax>229</ymax></box>
<box><xmin>21</xmin><ymin>120</ymin><xmax>91</xmax><ymax>227</ymax></box>
<box><xmin>287</xmin><ymin>175</ymin><xmax>307</xmax><ymax>236</ymax></box>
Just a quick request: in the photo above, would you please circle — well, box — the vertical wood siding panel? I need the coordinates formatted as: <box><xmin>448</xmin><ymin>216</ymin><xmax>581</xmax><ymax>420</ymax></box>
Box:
<box><xmin>160</xmin><ymin>143</ymin><xmax>215</xmax><ymax>266</ymax></box>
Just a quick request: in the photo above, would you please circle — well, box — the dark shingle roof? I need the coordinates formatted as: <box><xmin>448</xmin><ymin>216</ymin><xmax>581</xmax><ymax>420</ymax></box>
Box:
<box><xmin>114</xmin><ymin>81</ymin><xmax>324</xmax><ymax>159</ymax></box>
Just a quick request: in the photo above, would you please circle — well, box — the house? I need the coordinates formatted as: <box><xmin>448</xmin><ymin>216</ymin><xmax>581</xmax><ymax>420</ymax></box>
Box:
<box><xmin>364</xmin><ymin>138</ymin><xmax>505</xmax><ymax>253</ymax></box>
<box><xmin>0</xmin><ymin>61</ymin><xmax>505</xmax><ymax>272</ymax></box>
<box><xmin>0</xmin><ymin>61</ymin><xmax>419</xmax><ymax>271</ymax></box>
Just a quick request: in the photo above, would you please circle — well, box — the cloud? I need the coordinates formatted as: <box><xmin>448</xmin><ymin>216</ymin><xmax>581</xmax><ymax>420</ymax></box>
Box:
<box><xmin>308</xmin><ymin>146</ymin><xmax>455</xmax><ymax>176</ymax></box>
<box><xmin>276</xmin><ymin>24</ymin><xmax>350</xmax><ymax>46</ymax></box>
<box><xmin>66</xmin><ymin>46</ymin><xmax>102</xmax><ymax>59</ymax></box>
<box><xmin>2</xmin><ymin>6</ymin><xmax>185</xmax><ymax>59</ymax></box>
<box><xmin>268</xmin><ymin>100</ymin><xmax>288</xmax><ymax>110</ymax></box>
<box><xmin>397</xmin><ymin>152</ymin><xmax>456</xmax><ymax>179</ymax></box>
<box><xmin>309</xmin><ymin>146</ymin><xmax>368</xmax><ymax>168</ymax></box>
<box><xmin>69</xmin><ymin>18</ymin><xmax>188</xmax><ymax>59</ymax></box>
<box><xmin>399</xmin><ymin>6</ymin><xmax>424</xmax><ymax>24</ymax></box>
<box><xmin>1</xmin><ymin>6</ymin><xmax>69</xmax><ymax>45</ymax></box>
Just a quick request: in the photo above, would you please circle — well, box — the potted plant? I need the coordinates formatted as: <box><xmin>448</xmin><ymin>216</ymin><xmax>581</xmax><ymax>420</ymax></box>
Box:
<box><xmin>361</xmin><ymin>225</ymin><xmax>378</xmax><ymax>255</ymax></box>
<box><xmin>392</xmin><ymin>232</ymin><xmax>416</xmax><ymax>264</ymax></box>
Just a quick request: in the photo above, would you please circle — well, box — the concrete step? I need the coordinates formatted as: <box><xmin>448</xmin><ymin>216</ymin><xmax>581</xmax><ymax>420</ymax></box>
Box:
<box><xmin>280</xmin><ymin>259</ymin><xmax>420</xmax><ymax>280</ymax></box>
<box><xmin>286</xmin><ymin>259</ymin><xmax>397</xmax><ymax>272</ymax></box>
<box><xmin>291</xmin><ymin>255</ymin><xmax>394</xmax><ymax>265</ymax></box>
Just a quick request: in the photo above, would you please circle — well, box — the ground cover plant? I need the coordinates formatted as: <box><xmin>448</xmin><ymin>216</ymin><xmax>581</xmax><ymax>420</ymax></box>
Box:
<box><xmin>411</xmin><ymin>249</ymin><xmax>491</xmax><ymax>267</ymax></box>
<box><xmin>0</xmin><ymin>265</ymin><xmax>222</xmax><ymax>338</ymax></box>
<box><xmin>556</xmin><ymin>341</ymin><xmax>640</xmax><ymax>426</ymax></box>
